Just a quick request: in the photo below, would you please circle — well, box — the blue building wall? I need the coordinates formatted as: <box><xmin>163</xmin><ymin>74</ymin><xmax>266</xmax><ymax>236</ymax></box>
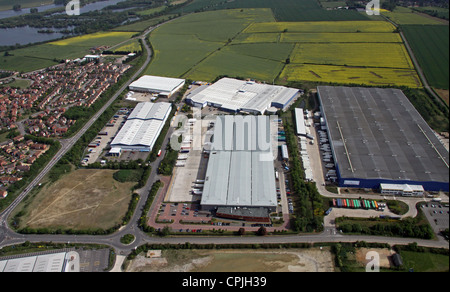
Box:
<box><xmin>336</xmin><ymin>163</ymin><xmax>449</xmax><ymax>192</ymax></box>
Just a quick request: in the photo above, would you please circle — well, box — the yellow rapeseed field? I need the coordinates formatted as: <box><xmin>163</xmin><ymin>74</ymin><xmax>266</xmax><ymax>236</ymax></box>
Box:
<box><xmin>51</xmin><ymin>31</ymin><xmax>135</xmax><ymax>46</ymax></box>
<box><xmin>279</xmin><ymin>32</ymin><xmax>402</xmax><ymax>43</ymax></box>
<box><xmin>280</xmin><ymin>64</ymin><xmax>422</xmax><ymax>88</ymax></box>
<box><xmin>243</xmin><ymin>21</ymin><xmax>396</xmax><ymax>33</ymax></box>
<box><xmin>290</xmin><ymin>43</ymin><xmax>414</xmax><ymax>69</ymax></box>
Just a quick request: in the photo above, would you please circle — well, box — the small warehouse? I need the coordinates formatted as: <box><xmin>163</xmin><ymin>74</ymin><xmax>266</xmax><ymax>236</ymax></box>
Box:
<box><xmin>111</xmin><ymin>102</ymin><xmax>172</xmax><ymax>152</ymax></box>
<box><xmin>129</xmin><ymin>75</ymin><xmax>185</xmax><ymax>97</ymax></box>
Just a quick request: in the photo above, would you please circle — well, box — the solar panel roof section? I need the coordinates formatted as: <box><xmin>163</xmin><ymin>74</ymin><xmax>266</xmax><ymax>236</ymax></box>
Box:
<box><xmin>318</xmin><ymin>86</ymin><xmax>449</xmax><ymax>183</ymax></box>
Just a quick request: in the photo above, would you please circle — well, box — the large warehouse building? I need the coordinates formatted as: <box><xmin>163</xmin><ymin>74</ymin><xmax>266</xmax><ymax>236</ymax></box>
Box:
<box><xmin>317</xmin><ymin>86</ymin><xmax>449</xmax><ymax>192</ymax></box>
<box><xmin>110</xmin><ymin>102</ymin><xmax>172</xmax><ymax>152</ymax></box>
<box><xmin>129</xmin><ymin>75</ymin><xmax>185</xmax><ymax>97</ymax></box>
<box><xmin>186</xmin><ymin>77</ymin><xmax>300</xmax><ymax>114</ymax></box>
<box><xmin>201</xmin><ymin>115</ymin><xmax>278</xmax><ymax>221</ymax></box>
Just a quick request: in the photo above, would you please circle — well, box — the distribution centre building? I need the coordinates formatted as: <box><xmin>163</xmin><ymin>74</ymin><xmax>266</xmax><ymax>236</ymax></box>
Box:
<box><xmin>186</xmin><ymin>77</ymin><xmax>300</xmax><ymax>114</ymax></box>
<box><xmin>110</xmin><ymin>102</ymin><xmax>172</xmax><ymax>152</ymax></box>
<box><xmin>129</xmin><ymin>75</ymin><xmax>185</xmax><ymax>97</ymax></box>
<box><xmin>201</xmin><ymin>115</ymin><xmax>278</xmax><ymax>220</ymax></box>
<box><xmin>317</xmin><ymin>86</ymin><xmax>449</xmax><ymax>192</ymax></box>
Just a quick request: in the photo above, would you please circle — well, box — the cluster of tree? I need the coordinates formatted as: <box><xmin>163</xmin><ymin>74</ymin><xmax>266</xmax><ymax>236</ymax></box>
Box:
<box><xmin>157</xmin><ymin>146</ymin><xmax>178</xmax><ymax>176</ymax></box>
<box><xmin>337</xmin><ymin>217</ymin><xmax>435</xmax><ymax>239</ymax></box>
<box><xmin>282</xmin><ymin>105</ymin><xmax>324</xmax><ymax>233</ymax></box>
<box><xmin>402</xmin><ymin>87</ymin><xmax>449</xmax><ymax>133</ymax></box>
<box><xmin>147</xmin><ymin>107</ymin><xmax>176</xmax><ymax>162</ymax></box>
<box><xmin>139</xmin><ymin>180</ymin><xmax>163</xmax><ymax>233</ymax></box>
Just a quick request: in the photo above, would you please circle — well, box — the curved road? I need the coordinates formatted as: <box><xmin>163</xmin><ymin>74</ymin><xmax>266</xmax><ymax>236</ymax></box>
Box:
<box><xmin>0</xmin><ymin>20</ymin><xmax>448</xmax><ymax>270</ymax></box>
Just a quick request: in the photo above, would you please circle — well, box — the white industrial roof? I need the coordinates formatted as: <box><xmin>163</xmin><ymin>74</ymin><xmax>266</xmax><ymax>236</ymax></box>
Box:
<box><xmin>380</xmin><ymin>183</ymin><xmax>424</xmax><ymax>192</ymax></box>
<box><xmin>128</xmin><ymin>102</ymin><xmax>171</xmax><ymax>121</ymax></box>
<box><xmin>188</xmin><ymin>78</ymin><xmax>299</xmax><ymax>114</ymax></box>
<box><xmin>295</xmin><ymin>108</ymin><xmax>306</xmax><ymax>136</ymax></box>
<box><xmin>0</xmin><ymin>252</ymin><xmax>67</xmax><ymax>272</ymax></box>
<box><xmin>111</xmin><ymin>102</ymin><xmax>172</xmax><ymax>149</ymax></box>
<box><xmin>129</xmin><ymin>75</ymin><xmax>185</xmax><ymax>93</ymax></box>
<box><xmin>201</xmin><ymin>115</ymin><xmax>277</xmax><ymax>208</ymax></box>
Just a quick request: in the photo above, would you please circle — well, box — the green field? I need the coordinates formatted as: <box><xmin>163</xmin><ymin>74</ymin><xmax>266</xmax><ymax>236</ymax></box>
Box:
<box><xmin>146</xmin><ymin>8</ymin><xmax>277</xmax><ymax>79</ymax></box>
<box><xmin>382</xmin><ymin>6</ymin><xmax>445</xmax><ymax>25</ymax></box>
<box><xmin>400</xmin><ymin>250</ymin><xmax>449</xmax><ymax>272</ymax></box>
<box><xmin>146</xmin><ymin>9</ymin><xmax>420</xmax><ymax>87</ymax></box>
<box><xmin>173</xmin><ymin>0</ymin><xmax>369</xmax><ymax>21</ymax></box>
<box><xmin>402</xmin><ymin>25</ymin><xmax>449</xmax><ymax>89</ymax></box>
<box><xmin>0</xmin><ymin>31</ymin><xmax>135</xmax><ymax>72</ymax></box>
<box><xmin>186</xmin><ymin>43</ymin><xmax>292</xmax><ymax>82</ymax></box>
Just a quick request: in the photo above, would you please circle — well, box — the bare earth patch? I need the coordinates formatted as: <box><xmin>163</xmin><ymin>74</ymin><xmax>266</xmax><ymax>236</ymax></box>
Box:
<box><xmin>16</xmin><ymin>169</ymin><xmax>135</xmax><ymax>230</ymax></box>
<box><xmin>126</xmin><ymin>248</ymin><xmax>335</xmax><ymax>272</ymax></box>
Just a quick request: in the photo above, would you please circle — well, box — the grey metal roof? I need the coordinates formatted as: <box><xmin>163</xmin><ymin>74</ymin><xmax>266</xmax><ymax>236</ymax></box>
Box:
<box><xmin>317</xmin><ymin>86</ymin><xmax>449</xmax><ymax>183</ymax></box>
<box><xmin>295</xmin><ymin>108</ymin><xmax>306</xmax><ymax>136</ymax></box>
<box><xmin>127</xmin><ymin>102</ymin><xmax>172</xmax><ymax>121</ymax></box>
<box><xmin>111</xmin><ymin>102</ymin><xmax>172</xmax><ymax>149</ymax></box>
<box><xmin>188</xmin><ymin>78</ymin><xmax>299</xmax><ymax>114</ymax></box>
<box><xmin>129</xmin><ymin>75</ymin><xmax>185</xmax><ymax>93</ymax></box>
<box><xmin>201</xmin><ymin>115</ymin><xmax>277</xmax><ymax>208</ymax></box>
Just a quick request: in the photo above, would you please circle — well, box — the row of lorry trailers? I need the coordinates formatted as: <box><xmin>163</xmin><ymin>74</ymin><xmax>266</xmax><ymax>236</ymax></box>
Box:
<box><xmin>332</xmin><ymin>198</ymin><xmax>384</xmax><ymax>211</ymax></box>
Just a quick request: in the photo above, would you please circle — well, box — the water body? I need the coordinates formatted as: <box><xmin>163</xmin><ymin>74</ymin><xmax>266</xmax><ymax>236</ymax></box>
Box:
<box><xmin>0</xmin><ymin>0</ymin><xmax>127</xmax><ymax>19</ymax></box>
<box><xmin>0</xmin><ymin>26</ymin><xmax>75</xmax><ymax>46</ymax></box>
<box><xmin>0</xmin><ymin>0</ymin><xmax>130</xmax><ymax>46</ymax></box>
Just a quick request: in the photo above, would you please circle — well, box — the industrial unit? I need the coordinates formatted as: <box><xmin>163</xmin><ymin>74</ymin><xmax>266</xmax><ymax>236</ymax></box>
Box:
<box><xmin>129</xmin><ymin>75</ymin><xmax>185</xmax><ymax>97</ymax></box>
<box><xmin>110</xmin><ymin>102</ymin><xmax>172</xmax><ymax>152</ymax></box>
<box><xmin>200</xmin><ymin>115</ymin><xmax>278</xmax><ymax>220</ymax></box>
<box><xmin>186</xmin><ymin>77</ymin><xmax>300</xmax><ymax>114</ymax></box>
<box><xmin>317</xmin><ymin>86</ymin><xmax>449</xmax><ymax>192</ymax></box>
<box><xmin>0</xmin><ymin>251</ymin><xmax>79</xmax><ymax>272</ymax></box>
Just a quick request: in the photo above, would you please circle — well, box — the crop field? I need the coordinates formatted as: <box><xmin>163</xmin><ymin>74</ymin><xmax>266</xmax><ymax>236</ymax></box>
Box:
<box><xmin>146</xmin><ymin>9</ymin><xmax>420</xmax><ymax>87</ymax></box>
<box><xmin>12</xmin><ymin>169</ymin><xmax>136</xmax><ymax>231</ymax></box>
<box><xmin>113</xmin><ymin>39</ymin><xmax>142</xmax><ymax>53</ymax></box>
<box><xmin>173</xmin><ymin>0</ymin><xmax>369</xmax><ymax>21</ymax></box>
<box><xmin>185</xmin><ymin>43</ymin><xmax>292</xmax><ymax>82</ymax></box>
<box><xmin>146</xmin><ymin>8</ymin><xmax>276</xmax><ymax>78</ymax></box>
<box><xmin>50</xmin><ymin>31</ymin><xmax>135</xmax><ymax>47</ymax></box>
<box><xmin>290</xmin><ymin>43</ymin><xmax>414</xmax><ymax>69</ymax></box>
<box><xmin>0</xmin><ymin>31</ymin><xmax>135</xmax><ymax>72</ymax></box>
<box><xmin>382</xmin><ymin>6</ymin><xmax>445</xmax><ymax>25</ymax></box>
<box><xmin>402</xmin><ymin>25</ymin><xmax>449</xmax><ymax>90</ymax></box>
<box><xmin>243</xmin><ymin>21</ymin><xmax>396</xmax><ymax>33</ymax></box>
<box><xmin>279</xmin><ymin>64</ymin><xmax>421</xmax><ymax>87</ymax></box>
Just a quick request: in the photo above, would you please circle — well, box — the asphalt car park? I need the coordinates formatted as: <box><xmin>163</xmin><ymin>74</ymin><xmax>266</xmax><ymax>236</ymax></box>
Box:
<box><xmin>422</xmin><ymin>203</ymin><xmax>449</xmax><ymax>234</ymax></box>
